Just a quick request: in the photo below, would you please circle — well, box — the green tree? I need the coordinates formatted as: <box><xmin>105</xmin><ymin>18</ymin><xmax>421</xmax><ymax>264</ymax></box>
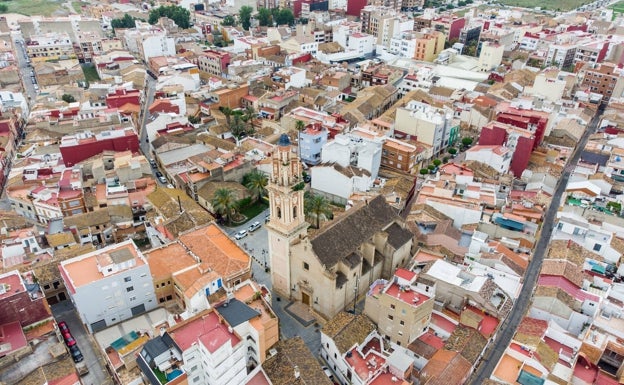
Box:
<box><xmin>230</xmin><ymin>114</ymin><xmax>247</xmax><ymax>139</ymax></box>
<box><xmin>188</xmin><ymin>115</ymin><xmax>200</xmax><ymax>124</ymax></box>
<box><xmin>304</xmin><ymin>192</ymin><xmax>332</xmax><ymax>229</ymax></box>
<box><xmin>295</xmin><ymin>120</ymin><xmax>305</xmax><ymax>131</ymax></box>
<box><xmin>211</xmin><ymin>188</ymin><xmax>238</xmax><ymax>224</ymax></box>
<box><xmin>462</xmin><ymin>137</ymin><xmax>474</xmax><ymax>147</ymax></box>
<box><xmin>433</xmin><ymin>159</ymin><xmax>442</xmax><ymax>167</ymax></box>
<box><xmin>448</xmin><ymin>147</ymin><xmax>457</xmax><ymax>155</ymax></box>
<box><xmin>257</xmin><ymin>7</ymin><xmax>272</xmax><ymax>26</ymax></box>
<box><xmin>111</xmin><ymin>13</ymin><xmax>136</xmax><ymax>29</ymax></box>
<box><xmin>61</xmin><ymin>94</ymin><xmax>76</xmax><ymax>103</ymax></box>
<box><xmin>275</xmin><ymin>8</ymin><xmax>294</xmax><ymax>26</ymax></box>
<box><xmin>419</xmin><ymin>168</ymin><xmax>429</xmax><ymax>175</ymax></box>
<box><xmin>239</xmin><ymin>5</ymin><xmax>253</xmax><ymax>30</ymax></box>
<box><xmin>0</xmin><ymin>4</ymin><xmax>9</xmax><ymax>13</ymax></box>
<box><xmin>220</xmin><ymin>106</ymin><xmax>233</xmax><ymax>128</ymax></box>
<box><xmin>243</xmin><ymin>169</ymin><xmax>268</xmax><ymax>203</ymax></box>
<box><xmin>222</xmin><ymin>15</ymin><xmax>236</xmax><ymax>26</ymax></box>
<box><xmin>148</xmin><ymin>5</ymin><xmax>191</xmax><ymax>29</ymax></box>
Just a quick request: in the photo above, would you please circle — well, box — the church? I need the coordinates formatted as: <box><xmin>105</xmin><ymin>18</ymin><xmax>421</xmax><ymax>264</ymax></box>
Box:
<box><xmin>266</xmin><ymin>135</ymin><xmax>414</xmax><ymax>319</ymax></box>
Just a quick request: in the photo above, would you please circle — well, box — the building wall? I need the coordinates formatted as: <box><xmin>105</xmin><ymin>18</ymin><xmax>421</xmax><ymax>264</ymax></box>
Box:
<box><xmin>311</xmin><ymin>167</ymin><xmax>354</xmax><ymax>203</ymax></box>
<box><xmin>377</xmin><ymin>293</ymin><xmax>433</xmax><ymax>346</ymax></box>
<box><xmin>60</xmin><ymin>134</ymin><xmax>140</xmax><ymax>167</ymax></box>
<box><xmin>68</xmin><ymin>263</ymin><xmax>156</xmax><ymax>332</ymax></box>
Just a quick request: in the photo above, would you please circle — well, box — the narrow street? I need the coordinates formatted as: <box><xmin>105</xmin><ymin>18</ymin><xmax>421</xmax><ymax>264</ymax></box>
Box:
<box><xmin>468</xmin><ymin>108</ymin><xmax>604</xmax><ymax>384</ymax></box>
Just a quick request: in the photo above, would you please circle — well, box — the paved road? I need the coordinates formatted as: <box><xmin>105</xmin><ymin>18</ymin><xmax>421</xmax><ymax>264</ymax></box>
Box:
<box><xmin>221</xmin><ymin>210</ymin><xmax>323</xmax><ymax>355</ymax></box>
<box><xmin>469</xmin><ymin>108</ymin><xmax>604</xmax><ymax>384</ymax></box>
<box><xmin>51</xmin><ymin>301</ymin><xmax>113</xmax><ymax>385</ymax></box>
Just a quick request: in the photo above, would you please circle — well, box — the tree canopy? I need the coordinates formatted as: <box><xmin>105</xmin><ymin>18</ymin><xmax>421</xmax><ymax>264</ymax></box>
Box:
<box><xmin>222</xmin><ymin>15</ymin><xmax>236</xmax><ymax>26</ymax></box>
<box><xmin>111</xmin><ymin>14</ymin><xmax>136</xmax><ymax>30</ymax></box>
<box><xmin>61</xmin><ymin>94</ymin><xmax>76</xmax><ymax>103</ymax></box>
<box><xmin>148</xmin><ymin>5</ymin><xmax>191</xmax><ymax>29</ymax></box>
<box><xmin>239</xmin><ymin>6</ymin><xmax>253</xmax><ymax>30</ymax></box>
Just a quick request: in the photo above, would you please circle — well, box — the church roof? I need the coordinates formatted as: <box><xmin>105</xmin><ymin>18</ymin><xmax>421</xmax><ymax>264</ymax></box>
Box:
<box><xmin>311</xmin><ymin>195</ymin><xmax>399</xmax><ymax>268</ymax></box>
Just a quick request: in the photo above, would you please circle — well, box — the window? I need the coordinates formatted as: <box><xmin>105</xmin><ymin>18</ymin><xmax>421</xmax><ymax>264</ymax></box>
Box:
<box><xmin>400</xmin><ymin>320</ymin><xmax>405</xmax><ymax>326</ymax></box>
<box><xmin>126</xmin><ymin>286</ymin><xmax>134</xmax><ymax>292</ymax></box>
<box><xmin>390</xmin><ymin>304</ymin><xmax>395</xmax><ymax>310</ymax></box>
<box><xmin>124</xmin><ymin>277</ymin><xmax>131</xmax><ymax>282</ymax></box>
<box><xmin>593</xmin><ymin>243</ymin><xmax>601</xmax><ymax>252</ymax></box>
<box><xmin>303</xmin><ymin>262</ymin><xmax>309</xmax><ymax>271</ymax></box>
<box><xmin>388</xmin><ymin>315</ymin><xmax>394</xmax><ymax>320</ymax></box>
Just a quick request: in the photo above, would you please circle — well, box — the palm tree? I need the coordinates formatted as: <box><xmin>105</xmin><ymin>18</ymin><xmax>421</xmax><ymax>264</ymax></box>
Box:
<box><xmin>295</xmin><ymin>120</ymin><xmax>305</xmax><ymax>131</ymax></box>
<box><xmin>221</xmin><ymin>106</ymin><xmax>233</xmax><ymax>128</ymax></box>
<box><xmin>304</xmin><ymin>192</ymin><xmax>332</xmax><ymax>229</ymax></box>
<box><xmin>244</xmin><ymin>170</ymin><xmax>268</xmax><ymax>203</ymax></box>
<box><xmin>211</xmin><ymin>188</ymin><xmax>238</xmax><ymax>225</ymax></box>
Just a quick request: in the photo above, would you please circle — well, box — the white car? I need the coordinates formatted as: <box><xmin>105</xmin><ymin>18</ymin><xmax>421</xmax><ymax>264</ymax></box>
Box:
<box><xmin>234</xmin><ymin>230</ymin><xmax>248</xmax><ymax>240</ymax></box>
<box><xmin>248</xmin><ymin>221</ymin><xmax>261</xmax><ymax>232</ymax></box>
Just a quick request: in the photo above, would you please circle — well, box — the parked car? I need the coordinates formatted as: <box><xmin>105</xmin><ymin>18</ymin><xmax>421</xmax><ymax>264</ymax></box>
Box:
<box><xmin>69</xmin><ymin>345</ymin><xmax>84</xmax><ymax>363</ymax></box>
<box><xmin>234</xmin><ymin>229</ymin><xmax>248</xmax><ymax>240</ymax></box>
<box><xmin>149</xmin><ymin>159</ymin><xmax>157</xmax><ymax>168</ymax></box>
<box><xmin>265</xmin><ymin>213</ymin><xmax>270</xmax><ymax>223</ymax></box>
<box><xmin>248</xmin><ymin>221</ymin><xmax>261</xmax><ymax>232</ymax></box>
<box><xmin>64</xmin><ymin>335</ymin><xmax>77</xmax><ymax>347</ymax></box>
<box><xmin>58</xmin><ymin>321</ymin><xmax>70</xmax><ymax>335</ymax></box>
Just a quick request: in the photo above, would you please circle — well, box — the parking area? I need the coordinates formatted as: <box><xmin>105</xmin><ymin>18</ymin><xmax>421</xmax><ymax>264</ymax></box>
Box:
<box><xmin>51</xmin><ymin>301</ymin><xmax>114</xmax><ymax>385</ymax></box>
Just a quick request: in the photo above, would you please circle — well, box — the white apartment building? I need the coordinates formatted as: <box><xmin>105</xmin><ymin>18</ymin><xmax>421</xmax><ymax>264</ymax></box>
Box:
<box><xmin>321</xmin><ymin>131</ymin><xmax>383</xmax><ymax>180</ymax></box>
<box><xmin>59</xmin><ymin>240</ymin><xmax>157</xmax><ymax>332</ymax></box>
<box><xmin>169</xmin><ymin>310</ymin><xmax>247</xmax><ymax>385</ymax></box>
<box><xmin>465</xmin><ymin>145</ymin><xmax>512</xmax><ymax>174</ymax></box>
<box><xmin>395</xmin><ymin>100</ymin><xmax>454</xmax><ymax>154</ymax></box>
<box><xmin>122</xmin><ymin>25</ymin><xmax>175</xmax><ymax>61</ymax></box>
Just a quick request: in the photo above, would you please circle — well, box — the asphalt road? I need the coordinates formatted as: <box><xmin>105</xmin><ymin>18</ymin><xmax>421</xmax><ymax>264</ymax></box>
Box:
<box><xmin>469</xmin><ymin>108</ymin><xmax>604</xmax><ymax>384</ymax></box>
<box><xmin>51</xmin><ymin>301</ymin><xmax>113</xmax><ymax>385</ymax></box>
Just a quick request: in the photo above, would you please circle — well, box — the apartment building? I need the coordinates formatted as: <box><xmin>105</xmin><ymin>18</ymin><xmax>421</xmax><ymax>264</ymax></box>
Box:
<box><xmin>25</xmin><ymin>32</ymin><xmax>75</xmax><ymax>61</ymax></box>
<box><xmin>364</xmin><ymin>269</ymin><xmax>435</xmax><ymax>346</ymax></box>
<box><xmin>59</xmin><ymin>240</ymin><xmax>157</xmax><ymax>332</ymax></box>
<box><xmin>196</xmin><ymin>49</ymin><xmax>231</xmax><ymax>76</ymax></box>
<box><xmin>580</xmin><ymin>62</ymin><xmax>624</xmax><ymax>104</ymax></box>
<box><xmin>299</xmin><ymin>123</ymin><xmax>329</xmax><ymax>165</ymax></box>
<box><xmin>395</xmin><ymin>100</ymin><xmax>458</xmax><ymax>155</ymax></box>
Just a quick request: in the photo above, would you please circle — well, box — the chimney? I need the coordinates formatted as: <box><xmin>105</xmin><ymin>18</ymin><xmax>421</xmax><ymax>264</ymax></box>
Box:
<box><xmin>294</xmin><ymin>366</ymin><xmax>300</xmax><ymax>379</ymax></box>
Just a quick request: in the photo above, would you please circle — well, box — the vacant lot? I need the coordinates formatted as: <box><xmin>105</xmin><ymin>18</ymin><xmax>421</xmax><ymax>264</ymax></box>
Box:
<box><xmin>497</xmin><ymin>0</ymin><xmax>592</xmax><ymax>11</ymax></box>
<box><xmin>4</xmin><ymin>0</ymin><xmax>66</xmax><ymax>16</ymax></box>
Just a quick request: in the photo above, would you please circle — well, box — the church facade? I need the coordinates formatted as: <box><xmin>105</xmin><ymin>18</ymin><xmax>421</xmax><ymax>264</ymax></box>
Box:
<box><xmin>266</xmin><ymin>135</ymin><xmax>414</xmax><ymax>319</ymax></box>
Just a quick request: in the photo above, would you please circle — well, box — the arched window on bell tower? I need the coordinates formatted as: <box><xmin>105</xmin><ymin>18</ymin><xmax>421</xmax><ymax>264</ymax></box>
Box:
<box><xmin>293</xmin><ymin>206</ymin><xmax>297</xmax><ymax>219</ymax></box>
<box><xmin>277</xmin><ymin>206</ymin><xmax>281</xmax><ymax>219</ymax></box>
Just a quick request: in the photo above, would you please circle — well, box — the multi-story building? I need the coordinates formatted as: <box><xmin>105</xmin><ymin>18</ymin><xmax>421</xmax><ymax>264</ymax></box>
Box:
<box><xmin>59</xmin><ymin>126</ymin><xmax>140</xmax><ymax>167</ymax></box>
<box><xmin>380</xmin><ymin>136</ymin><xmax>420</xmax><ymax>173</ymax></box>
<box><xmin>465</xmin><ymin>145</ymin><xmax>512</xmax><ymax>174</ymax></box>
<box><xmin>413</xmin><ymin>29</ymin><xmax>445</xmax><ymax>62</ymax></box>
<box><xmin>299</xmin><ymin>123</ymin><xmax>329</xmax><ymax>165</ymax></box>
<box><xmin>478</xmin><ymin>41</ymin><xmax>504</xmax><ymax>72</ymax></box>
<box><xmin>395</xmin><ymin>100</ymin><xmax>457</xmax><ymax>155</ymax></box>
<box><xmin>360</xmin><ymin>6</ymin><xmax>413</xmax><ymax>47</ymax></box>
<box><xmin>365</xmin><ymin>269</ymin><xmax>434</xmax><ymax>346</ymax></box>
<box><xmin>121</xmin><ymin>23</ymin><xmax>175</xmax><ymax>61</ymax></box>
<box><xmin>59</xmin><ymin>240</ymin><xmax>157</xmax><ymax>332</ymax></box>
<box><xmin>25</xmin><ymin>32</ymin><xmax>75</xmax><ymax>61</ymax></box>
<box><xmin>196</xmin><ymin>49</ymin><xmax>231</xmax><ymax>76</ymax></box>
<box><xmin>167</xmin><ymin>310</ymin><xmax>248</xmax><ymax>385</ymax></box>
<box><xmin>431</xmin><ymin>15</ymin><xmax>465</xmax><ymax>41</ymax></box>
<box><xmin>580</xmin><ymin>62</ymin><xmax>624</xmax><ymax>104</ymax></box>
<box><xmin>574</xmin><ymin>40</ymin><xmax>609</xmax><ymax>67</ymax></box>
<box><xmin>322</xmin><ymin>129</ymin><xmax>383</xmax><ymax>180</ymax></box>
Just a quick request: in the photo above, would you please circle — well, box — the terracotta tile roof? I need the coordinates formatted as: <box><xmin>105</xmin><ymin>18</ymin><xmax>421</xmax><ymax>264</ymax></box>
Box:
<box><xmin>178</xmin><ymin>224</ymin><xmax>250</xmax><ymax>281</ymax></box>
<box><xmin>420</xmin><ymin>349</ymin><xmax>472</xmax><ymax>385</ymax></box>
<box><xmin>321</xmin><ymin>312</ymin><xmax>376</xmax><ymax>354</ymax></box>
<box><xmin>535</xmin><ymin>340</ymin><xmax>558</xmax><ymax>371</ymax></box>
<box><xmin>311</xmin><ymin>195</ymin><xmax>399</xmax><ymax>268</ymax></box>
<box><xmin>516</xmin><ymin>317</ymin><xmax>548</xmax><ymax>338</ymax></box>
<box><xmin>45</xmin><ymin>232</ymin><xmax>76</xmax><ymax>248</ymax></box>
<box><xmin>545</xmin><ymin>240</ymin><xmax>586</xmax><ymax>266</ymax></box>
<box><xmin>63</xmin><ymin>209</ymin><xmax>110</xmax><ymax>228</ymax></box>
<box><xmin>147</xmin><ymin>188</ymin><xmax>214</xmax><ymax>237</ymax></box>
<box><xmin>145</xmin><ymin>243</ymin><xmax>196</xmax><ymax>280</ymax></box>
<box><xmin>174</xmin><ymin>265</ymin><xmax>220</xmax><ymax>299</ymax></box>
<box><xmin>15</xmin><ymin>356</ymin><xmax>77</xmax><ymax>385</ymax></box>
<box><xmin>534</xmin><ymin>286</ymin><xmax>578</xmax><ymax>310</ymax></box>
<box><xmin>408</xmin><ymin>332</ymin><xmax>440</xmax><ymax>360</ymax></box>
<box><xmin>197</xmin><ymin>133</ymin><xmax>236</xmax><ymax>151</ymax></box>
<box><xmin>196</xmin><ymin>181</ymin><xmax>249</xmax><ymax>204</ymax></box>
<box><xmin>579</xmin><ymin>341</ymin><xmax>602</xmax><ymax>364</ymax></box>
<box><xmin>263</xmin><ymin>337</ymin><xmax>333</xmax><ymax>385</ymax></box>
<box><xmin>444</xmin><ymin>325</ymin><xmax>487</xmax><ymax>365</ymax></box>
<box><xmin>540</xmin><ymin>259</ymin><xmax>583</xmax><ymax>287</ymax></box>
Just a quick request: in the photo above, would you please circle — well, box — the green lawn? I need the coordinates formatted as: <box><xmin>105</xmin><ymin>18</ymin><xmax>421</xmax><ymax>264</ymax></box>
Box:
<box><xmin>4</xmin><ymin>0</ymin><xmax>66</xmax><ymax>16</ymax></box>
<box><xmin>497</xmin><ymin>0</ymin><xmax>592</xmax><ymax>11</ymax></box>
<box><xmin>71</xmin><ymin>1</ymin><xmax>89</xmax><ymax>13</ymax></box>
<box><xmin>609</xmin><ymin>0</ymin><xmax>624</xmax><ymax>13</ymax></box>
<box><xmin>81</xmin><ymin>64</ymin><xmax>100</xmax><ymax>83</ymax></box>
<box><xmin>238</xmin><ymin>202</ymin><xmax>268</xmax><ymax>224</ymax></box>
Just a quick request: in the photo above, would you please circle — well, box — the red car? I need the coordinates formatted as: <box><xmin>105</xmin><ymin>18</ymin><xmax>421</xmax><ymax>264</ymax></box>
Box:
<box><xmin>64</xmin><ymin>335</ymin><xmax>77</xmax><ymax>347</ymax></box>
<box><xmin>58</xmin><ymin>321</ymin><xmax>70</xmax><ymax>334</ymax></box>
